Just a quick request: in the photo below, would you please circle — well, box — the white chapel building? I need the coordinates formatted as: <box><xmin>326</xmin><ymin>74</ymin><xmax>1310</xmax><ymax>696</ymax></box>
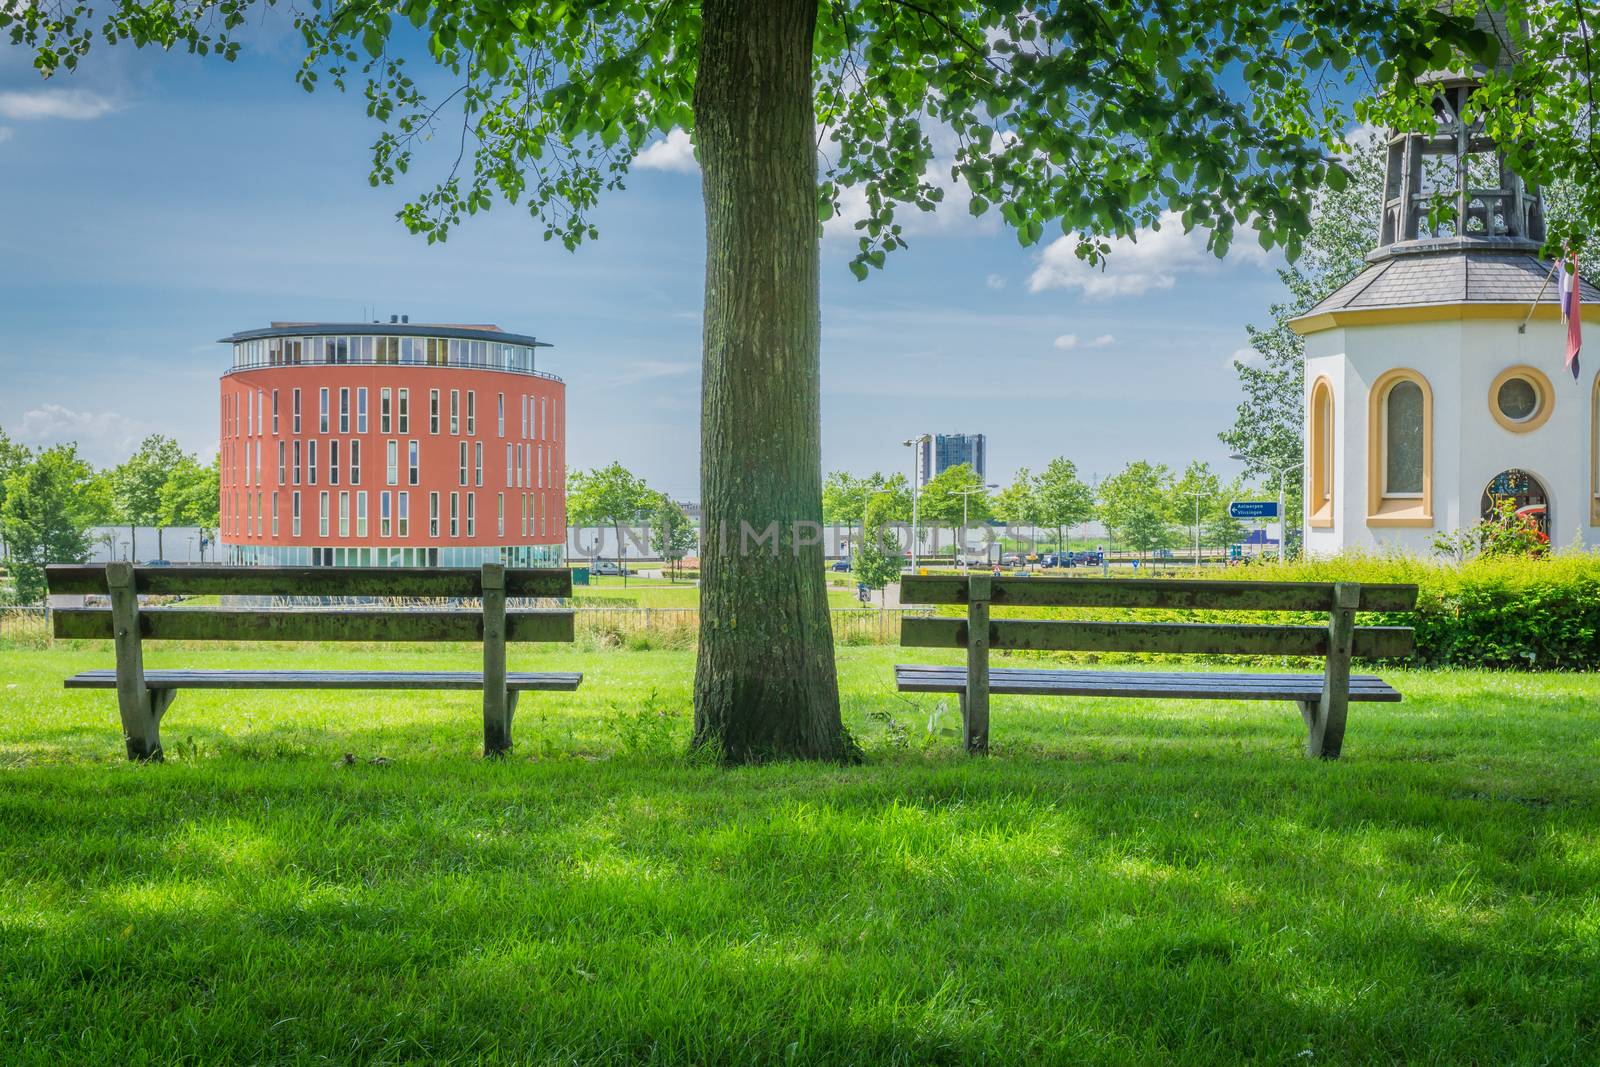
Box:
<box><xmin>1293</xmin><ymin>68</ymin><xmax>1600</xmax><ymax>555</ymax></box>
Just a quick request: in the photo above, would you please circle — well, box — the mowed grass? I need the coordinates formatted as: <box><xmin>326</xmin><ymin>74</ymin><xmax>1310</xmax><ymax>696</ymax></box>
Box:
<box><xmin>2</xmin><ymin>641</ymin><xmax>1598</xmax><ymax>1064</ymax></box>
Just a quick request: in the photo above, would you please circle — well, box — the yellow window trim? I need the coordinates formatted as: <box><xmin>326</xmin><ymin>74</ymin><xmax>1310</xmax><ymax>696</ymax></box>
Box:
<box><xmin>1488</xmin><ymin>364</ymin><xmax>1555</xmax><ymax>433</ymax></box>
<box><xmin>1308</xmin><ymin>376</ymin><xmax>1335</xmax><ymax>528</ymax></box>
<box><xmin>1367</xmin><ymin>368</ymin><xmax>1433</xmax><ymax>528</ymax></box>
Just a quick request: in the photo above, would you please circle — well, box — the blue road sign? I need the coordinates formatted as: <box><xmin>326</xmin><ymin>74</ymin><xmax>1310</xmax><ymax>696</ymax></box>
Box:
<box><xmin>1229</xmin><ymin>500</ymin><xmax>1280</xmax><ymax>520</ymax></box>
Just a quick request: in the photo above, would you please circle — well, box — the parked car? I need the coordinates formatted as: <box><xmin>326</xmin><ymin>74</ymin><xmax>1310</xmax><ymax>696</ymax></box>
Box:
<box><xmin>1038</xmin><ymin>553</ymin><xmax>1060</xmax><ymax>568</ymax></box>
<box><xmin>830</xmin><ymin>558</ymin><xmax>851</xmax><ymax>572</ymax></box>
<box><xmin>1070</xmin><ymin>550</ymin><xmax>1104</xmax><ymax>567</ymax></box>
<box><xmin>591</xmin><ymin>560</ymin><xmax>630</xmax><ymax>576</ymax></box>
<box><xmin>1000</xmin><ymin>553</ymin><xmax>1025</xmax><ymax>566</ymax></box>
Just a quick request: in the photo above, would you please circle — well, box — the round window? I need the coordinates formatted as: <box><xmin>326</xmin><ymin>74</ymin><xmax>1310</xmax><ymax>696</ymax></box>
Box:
<box><xmin>1488</xmin><ymin>366</ymin><xmax>1555</xmax><ymax>432</ymax></box>
<box><xmin>1496</xmin><ymin>376</ymin><xmax>1540</xmax><ymax>422</ymax></box>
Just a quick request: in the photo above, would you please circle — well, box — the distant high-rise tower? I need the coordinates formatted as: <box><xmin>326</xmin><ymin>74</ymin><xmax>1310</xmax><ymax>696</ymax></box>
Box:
<box><xmin>916</xmin><ymin>433</ymin><xmax>986</xmax><ymax>488</ymax></box>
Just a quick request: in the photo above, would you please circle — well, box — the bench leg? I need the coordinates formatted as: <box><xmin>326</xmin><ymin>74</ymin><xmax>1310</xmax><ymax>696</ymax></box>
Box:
<box><xmin>1305</xmin><ymin>581</ymin><xmax>1358</xmax><ymax>760</ymax></box>
<box><xmin>484</xmin><ymin>690</ymin><xmax>517</xmax><ymax>758</ymax></box>
<box><xmin>122</xmin><ymin>689</ymin><xmax>175</xmax><ymax>762</ymax></box>
<box><xmin>1302</xmin><ymin>693</ymin><xmax>1349</xmax><ymax>760</ymax></box>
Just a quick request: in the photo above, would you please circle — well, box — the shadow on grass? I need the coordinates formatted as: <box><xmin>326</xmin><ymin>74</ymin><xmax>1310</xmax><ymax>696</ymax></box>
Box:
<box><xmin>3</xmin><ymin>718</ymin><xmax>1598</xmax><ymax>1063</ymax></box>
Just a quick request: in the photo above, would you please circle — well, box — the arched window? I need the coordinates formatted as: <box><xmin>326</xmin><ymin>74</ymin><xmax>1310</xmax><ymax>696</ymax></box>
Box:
<box><xmin>1308</xmin><ymin>377</ymin><xmax>1335</xmax><ymax>527</ymax></box>
<box><xmin>1367</xmin><ymin>369</ymin><xmax>1433</xmax><ymax>526</ymax></box>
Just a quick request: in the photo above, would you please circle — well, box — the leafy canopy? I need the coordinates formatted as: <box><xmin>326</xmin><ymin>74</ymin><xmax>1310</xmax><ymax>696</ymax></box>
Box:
<box><xmin>915</xmin><ymin>462</ymin><xmax>991</xmax><ymax>529</ymax></box>
<box><xmin>1</xmin><ymin>445</ymin><xmax>107</xmax><ymax>603</ymax></box>
<box><xmin>1033</xmin><ymin>457</ymin><xmax>1095</xmax><ymax>544</ymax></box>
<box><xmin>110</xmin><ymin>434</ymin><xmax>186</xmax><ymax>528</ymax></box>
<box><xmin>567</xmin><ymin>460</ymin><xmax>654</xmax><ymax>530</ymax></box>
<box><xmin>3</xmin><ymin>0</ymin><xmax>1526</xmax><ymax>276</ymax></box>
<box><xmin>1096</xmin><ymin>460</ymin><xmax>1176</xmax><ymax>556</ymax></box>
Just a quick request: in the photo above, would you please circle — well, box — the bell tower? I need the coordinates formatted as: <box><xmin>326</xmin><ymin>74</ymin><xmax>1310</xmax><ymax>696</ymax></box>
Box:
<box><xmin>1375</xmin><ymin>8</ymin><xmax>1542</xmax><ymax>253</ymax></box>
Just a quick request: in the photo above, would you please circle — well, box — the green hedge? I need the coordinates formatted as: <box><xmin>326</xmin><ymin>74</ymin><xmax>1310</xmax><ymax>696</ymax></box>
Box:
<box><xmin>987</xmin><ymin>553</ymin><xmax>1600</xmax><ymax>671</ymax></box>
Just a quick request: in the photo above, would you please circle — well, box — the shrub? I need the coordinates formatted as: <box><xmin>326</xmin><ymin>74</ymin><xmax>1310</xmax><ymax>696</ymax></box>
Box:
<box><xmin>988</xmin><ymin>552</ymin><xmax>1600</xmax><ymax>671</ymax></box>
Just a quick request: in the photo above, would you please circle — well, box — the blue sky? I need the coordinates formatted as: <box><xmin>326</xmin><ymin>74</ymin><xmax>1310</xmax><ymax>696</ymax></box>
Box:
<box><xmin>0</xmin><ymin>33</ymin><xmax>1292</xmax><ymax>500</ymax></box>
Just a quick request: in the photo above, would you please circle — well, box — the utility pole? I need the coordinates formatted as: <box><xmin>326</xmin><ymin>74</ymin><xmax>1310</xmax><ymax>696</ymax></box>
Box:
<box><xmin>955</xmin><ymin>483</ymin><xmax>997</xmax><ymax>571</ymax></box>
<box><xmin>902</xmin><ymin>434</ymin><xmax>930</xmax><ymax>573</ymax></box>
<box><xmin>1192</xmin><ymin>488</ymin><xmax>1203</xmax><ymax>569</ymax></box>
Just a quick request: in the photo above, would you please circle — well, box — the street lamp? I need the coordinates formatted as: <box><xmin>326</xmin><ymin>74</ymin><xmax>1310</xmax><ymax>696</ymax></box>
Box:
<box><xmin>955</xmin><ymin>483</ymin><xmax>998</xmax><ymax>570</ymax></box>
<box><xmin>1190</xmin><ymin>488</ymin><xmax>1203</xmax><ymax>569</ymax></box>
<box><xmin>902</xmin><ymin>434</ymin><xmax>930</xmax><ymax>572</ymax></box>
<box><xmin>1229</xmin><ymin>453</ymin><xmax>1303</xmax><ymax>563</ymax></box>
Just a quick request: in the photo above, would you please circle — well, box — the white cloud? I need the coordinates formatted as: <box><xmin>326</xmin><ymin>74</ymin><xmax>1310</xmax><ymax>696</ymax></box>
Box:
<box><xmin>1343</xmin><ymin>122</ymin><xmax>1384</xmax><ymax>151</ymax></box>
<box><xmin>613</xmin><ymin>359</ymin><xmax>694</xmax><ymax>386</ymax></box>
<box><xmin>16</xmin><ymin>404</ymin><xmax>158</xmax><ymax>465</ymax></box>
<box><xmin>1053</xmin><ymin>333</ymin><xmax>1115</xmax><ymax>351</ymax></box>
<box><xmin>823</xmin><ymin>123</ymin><xmax>1000</xmax><ymax>242</ymax></box>
<box><xmin>633</xmin><ymin>128</ymin><xmax>698</xmax><ymax>174</ymax></box>
<box><xmin>0</xmin><ymin>127</ymin><xmax>11</xmax><ymax>145</ymax></box>
<box><xmin>1028</xmin><ymin>211</ymin><xmax>1273</xmax><ymax>300</ymax></box>
<box><xmin>985</xmin><ymin>273</ymin><xmax>1006</xmax><ymax>290</ymax></box>
<box><xmin>0</xmin><ymin>88</ymin><xmax>117</xmax><ymax>121</ymax></box>
<box><xmin>1230</xmin><ymin>346</ymin><xmax>1265</xmax><ymax>369</ymax></box>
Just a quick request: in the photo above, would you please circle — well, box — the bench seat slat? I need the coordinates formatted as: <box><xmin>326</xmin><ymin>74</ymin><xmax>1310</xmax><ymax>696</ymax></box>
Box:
<box><xmin>64</xmin><ymin>669</ymin><xmax>583</xmax><ymax>692</ymax></box>
<box><xmin>894</xmin><ymin>665</ymin><xmax>1401</xmax><ymax>702</ymax></box>
<box><xmin>891</xmin><ymin>667</ymin><xmax>1399</xmax><ymax>694</ymax></box>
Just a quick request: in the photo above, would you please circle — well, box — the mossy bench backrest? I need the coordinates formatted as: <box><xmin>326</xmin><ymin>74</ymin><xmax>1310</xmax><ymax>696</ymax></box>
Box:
<box><xmin>46</xmin><ymin>564</ymin><xmax>574</xmax><ymax>643</ymax></box>
<box><xmin>898</xmin><ymin>575</ymin><xmax>1417</xmax><ymax>658</ymax></box>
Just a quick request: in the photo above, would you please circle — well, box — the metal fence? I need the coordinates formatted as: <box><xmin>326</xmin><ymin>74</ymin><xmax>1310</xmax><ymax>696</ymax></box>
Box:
<box><xmin>575</xmin><ymin>607</ymin><xmax>925</xmax><ymax>644</ymax></box>
<box><xmin>0</xmin><ymin>606</ymin><xmax>49</xmax><ymax>642</ymax></box>
<box><xmin>5</xmin><ymin>603</ymin><xmax>924</xmax><ymax>645</ymax></box>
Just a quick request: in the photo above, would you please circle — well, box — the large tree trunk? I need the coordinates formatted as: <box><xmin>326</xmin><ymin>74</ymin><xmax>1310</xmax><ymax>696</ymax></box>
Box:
<box><xmin>692</xmin><ymin>0</ymin><xmax>850</xmax><ymax>763</ymax></box>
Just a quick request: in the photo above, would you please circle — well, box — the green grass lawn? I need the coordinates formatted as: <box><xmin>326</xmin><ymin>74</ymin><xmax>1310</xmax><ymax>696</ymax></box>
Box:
<box><xmin>2</xmin><ymin>642</ymin><xmax>1597</xmax><ymax>1064</ymax></box>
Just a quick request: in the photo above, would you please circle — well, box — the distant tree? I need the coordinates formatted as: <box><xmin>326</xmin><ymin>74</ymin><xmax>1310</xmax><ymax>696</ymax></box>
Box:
<box><xmin>822</xmin><ymin>471</ymin><xmax>868</xmax><ymax>533</ymax></box>
<box><xmin>1098</xmin><ymin>462</ymin><xmax>1175</xmax><ymax>558</ymax></box>
<box><xmin>1033</xmin><ymin>458</ymin><xmax>1096</xmax><ymax>556</ymax></box>
<box><xmin>1</xmin><ymin>445</ymin><xmax>107</xmax><ymax>603</ymax></box>
<box><xmin>0</xmin><ymin>428</ymin><xmax>32</xmax><ymax>561</ymax></box>
<box><xmin>110</xmin><ymin>434</ymin><xmax>185</xmax><ymax>561</ymax></box>
<box><xmin>992</xmin><ymin>467</ymin><xmax>1040</xmax><ymax>554</ymax></box>
<box><xmin>650</xmin><ymin>495</ymin><xmax>698</xmax><ymax>581</ymax></box>
<box><xmin>1166</xmin><ymin>461</ymin><xmax>1228</xmax><ymax>560</ymax></box>
<box><xmin>870</xmin><ymin>473</ymin><xmax>914</xmax><ymax>526</ymax></box>
<box><xmin>158</xmin><ymin>454</ymin><xmax>220</xmax><ymax>534</ymax></box>
<box><xmin>853</xmin><ymin>493</ymin><xmax>904</xmax><ymax>607</ymax></box>
<box><xmin>915</xmin><ymin>463</ymin><xmax>991</xmax><ymax>558</ymax></box>
<box><xmin>567</xmin><ymin>462</ymin><xmax>654</xmax><ymax>584</ymax></box>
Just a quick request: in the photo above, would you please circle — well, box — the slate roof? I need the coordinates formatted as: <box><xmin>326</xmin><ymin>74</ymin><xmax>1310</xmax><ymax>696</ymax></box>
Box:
<box><xmin>1299</xmin><ymin>246</ymin><xmax>1600</xmax><ymax>318</ymax></box>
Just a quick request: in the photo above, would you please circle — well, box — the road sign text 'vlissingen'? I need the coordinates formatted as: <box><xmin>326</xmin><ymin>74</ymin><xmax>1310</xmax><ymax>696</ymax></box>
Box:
<box><xmin>1229</xmin><ymin>500</ymin><xmax>1280</xmax><ymax>520</ymax></box>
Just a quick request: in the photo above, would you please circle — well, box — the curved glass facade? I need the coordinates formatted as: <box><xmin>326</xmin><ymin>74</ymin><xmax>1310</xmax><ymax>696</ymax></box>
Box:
<box><xmin>229</xmin><ymin>333</ymin><xmax>558</xmax><ymax>381</ymax></box>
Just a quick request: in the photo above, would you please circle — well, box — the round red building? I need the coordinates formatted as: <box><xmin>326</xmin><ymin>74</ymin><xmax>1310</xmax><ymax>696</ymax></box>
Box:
<box><xmin>218</xmin><ymin>319</ymin><xmax>566</xmax><ymax>568</ymax></box>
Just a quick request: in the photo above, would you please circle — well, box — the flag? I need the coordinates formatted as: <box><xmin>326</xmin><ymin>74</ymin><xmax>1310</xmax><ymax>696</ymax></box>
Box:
<box><xmin>1559</xmin><ymin>252</ymin><xmax>1582</xmax><ymax>380</ymax></box>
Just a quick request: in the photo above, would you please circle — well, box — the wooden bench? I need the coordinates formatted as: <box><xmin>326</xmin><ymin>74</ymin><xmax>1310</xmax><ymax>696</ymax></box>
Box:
<box><xmin>46</xmin><ymin>562</ymin><xmax>579</xmax><ymax>761</ymax></box>
<box><xmin>895</xmin><ymin>574</ymin><xmax>1417</xmax><ymax>759</ymax></box>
